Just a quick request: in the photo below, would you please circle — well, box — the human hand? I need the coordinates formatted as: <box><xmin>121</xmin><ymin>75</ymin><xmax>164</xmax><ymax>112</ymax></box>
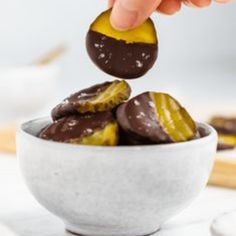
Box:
<box><xmin>108</xmin><ymin>0</ymin><xmax>230</xmax><ymax>31</ymax></box>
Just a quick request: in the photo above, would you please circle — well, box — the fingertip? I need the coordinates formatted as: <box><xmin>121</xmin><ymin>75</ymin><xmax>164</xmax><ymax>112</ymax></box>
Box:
<box><xmin>110</xmin><ymin>2</ymin><xmax>138</xmax><ymax>31</ymax></box>
<box><xmin>157</xmin><ymin>7</ymin><xmax>181</xmax><ymax>15</ymax></box>
<box><xmin>110</xmin><ymin>0</ymin><xmax>161</xmax><ymax>31</ymax></box>
<box><xmin>157</xmin><ymin>0</ymin><xmax>182</xmax><ymax>15</ymax></box>
<box><xmin>110</xmin><ymin>17</ymin><xmax>129</xmax><ymax>31</ymax></box>
<box><xmin>185</xmin><ymin>0</ymin><xmax>211</xmax><ymax>7</ymax></box>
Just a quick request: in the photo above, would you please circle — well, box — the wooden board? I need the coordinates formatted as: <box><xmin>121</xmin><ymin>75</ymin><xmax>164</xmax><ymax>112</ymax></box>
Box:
<box><xmin>0</xmin><ymin>124</ymin><xmax>16</xmax><ymax>154</ymax></box>
<box><xmin>208</xmin><ymin>157</ymin><xmax>236</xmax><ymax>189</ymax></box>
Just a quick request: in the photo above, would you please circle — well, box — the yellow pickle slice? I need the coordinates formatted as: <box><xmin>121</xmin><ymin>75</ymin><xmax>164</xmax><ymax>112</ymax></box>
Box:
<box><xmin>51</xmin><ymin>80</ymin><xmax>131</xmax><ymax>120</ymax></box>
<box><xmin>40</xmin><ymin>112</ymin><xmax>119</xmax><ymax>146</ymax></box>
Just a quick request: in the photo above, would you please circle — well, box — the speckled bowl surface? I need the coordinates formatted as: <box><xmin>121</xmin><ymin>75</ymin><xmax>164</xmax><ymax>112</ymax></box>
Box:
<box><xmin>17</xmin><ymin>117</ymin><xmax>217</xmax><ymax>236</ymax></box>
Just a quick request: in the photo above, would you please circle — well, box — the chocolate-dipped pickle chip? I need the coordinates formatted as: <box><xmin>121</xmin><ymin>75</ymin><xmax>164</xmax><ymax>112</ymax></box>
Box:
<box><xmin>118</xmin><ymin>129</ymin><xmax>154</xmax><ymax>146</ymax></box>
<box><xmin>217</xmin><ymin>143</ymin><xmax>235</xmax><ymax>151</ymax></box>
<box><xmin>52</xmin><ymin>80</ymin><xmax>131</xmax><ymax>121</ymax></box>
<box><xmin>39</xmin><ymin>112</ymin><xmax>119</xmax><ymax>146</ymax></box>
<box><xmin>218</xmin><ymin>134</ymin><xmax>236</xmax><ymax>147</ymax></box>
<box><xmin>210</xmin><ymin>116</ymin><xmax>236</xmax><ymax>135</ymax></box>
<box><xmin>116</xmin><ymin>92</ymin><xmax>197</xmax><ymax>144</ymax></box>
<box><xmin>86</xmin><ymin>9</ymin><xmax>158</xmax><ymax>79</ymax></box>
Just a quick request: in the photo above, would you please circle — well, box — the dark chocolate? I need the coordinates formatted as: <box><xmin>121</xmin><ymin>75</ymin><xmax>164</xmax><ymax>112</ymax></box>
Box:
<box><xmin>197</xmin><ymin>126</ymin><xmax>208</xmax><ymax>138</ymax></box>
<box><xmin>210</xmin><ymin>117</ymin><xmax>236</xmax><ymax>135</ymax></box>
<box><xmin>86</xmin><ymin>31</ymin><xmax>158</xmax><ymax>79</ymax></box>
<box><xmin>217</xmin><ymin>143</ymin><xmax>235</xmax><ymax>151</ymax></box>
<box><xmin>118</xmin><ymin>128</ymin><xmax>155</xmax><ymax>146</ymax></box>
<box><xmin>40</xmin><ymin>112</ymin><xmax>115</xmax><ymax>143</ymax></box>
<box><xmin>51</xmin><ymin>81</ymin><xmax>111</xmax><ymax>121</ymax></box>
<box><xmin>116</xmin><ymin>92</ymin><xmax>172</xmax><ymax>144</ymax></box>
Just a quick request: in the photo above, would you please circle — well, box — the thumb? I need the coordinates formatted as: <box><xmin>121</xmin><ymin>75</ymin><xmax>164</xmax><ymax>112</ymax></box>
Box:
<box><xmin>110</xmin><ymin>0</ymin><xmax>161</xmax><ymax>31</ymax></box>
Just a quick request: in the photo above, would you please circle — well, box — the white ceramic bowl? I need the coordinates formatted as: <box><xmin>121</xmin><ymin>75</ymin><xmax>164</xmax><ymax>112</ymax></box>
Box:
<box><xmin>0</xmin><ymin>65</ymin><xmax>59</xmax><ymax>122</ymax></box>
<box><xmin>17</xmin><ymin>117</ymin><xmax>217</xmax><ymax>236</ymax></box>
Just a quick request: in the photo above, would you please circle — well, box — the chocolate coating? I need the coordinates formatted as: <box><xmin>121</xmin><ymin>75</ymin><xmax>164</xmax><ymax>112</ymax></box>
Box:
<box><xmin>217</xmin><ymin>143</ymin><xmax>235</xmax><ymax>151</ymax></box>
<box><xmin>40</xmin><ymin>112</ymin><xmax>115</xmax><ymax>143</ymax></box>
<box><xmin>210</xmin><ymin>117</ymin><xmax>236</xmax><ymax>135</ymax></box>
<box><xmin>51</xmin><ymin>81</ymin><xmax>111</xmax><ymax>121</ymax></box>
<box><xmin>86</xmin><ymin>31</ymin><xmax>158</xmax><ymax>79</ymax></box>
<box><xmin>116</xmin><ymin>92</ymin><xmax>172</xmax><ymax>144</ymax></box>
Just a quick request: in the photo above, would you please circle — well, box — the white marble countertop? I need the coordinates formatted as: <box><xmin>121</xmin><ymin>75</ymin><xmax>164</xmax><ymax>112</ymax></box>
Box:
<box><xmin>1</xmin><ymin>153</ymin><xmax>236</xmax><ymax>236</ymax></box>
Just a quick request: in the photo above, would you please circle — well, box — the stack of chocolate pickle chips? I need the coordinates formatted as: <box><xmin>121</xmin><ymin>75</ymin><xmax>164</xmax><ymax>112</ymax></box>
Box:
<box><xmin>210</xmin><ymin>117</ymin><xmax>236</xmax><ymax>151</ymax></box>
<box><xmin>39</xmin><ymin>10</ymin><xmax>198</xmax><ymax>146</ymax></box>
<box><xmin>39</xmin><ymin>80</ymin><xmax>198</xmax><ymax>146</ymax></box>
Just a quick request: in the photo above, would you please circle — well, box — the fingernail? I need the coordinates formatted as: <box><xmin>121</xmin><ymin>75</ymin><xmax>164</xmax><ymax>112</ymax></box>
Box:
<box><xmin>110</xmin><ymin>1</ymin><xmax>138</xmax><ymax>31</ymax></box>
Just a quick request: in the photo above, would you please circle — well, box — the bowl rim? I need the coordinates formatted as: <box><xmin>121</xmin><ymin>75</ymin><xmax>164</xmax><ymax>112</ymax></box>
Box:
<box><xmin>17</xmin><ymin>117</ymin><xmax>218</xmax><ymax>152</ymax></box>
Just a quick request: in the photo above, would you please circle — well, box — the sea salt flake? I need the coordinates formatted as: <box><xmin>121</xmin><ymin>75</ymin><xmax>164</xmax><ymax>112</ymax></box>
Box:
<box><xmin>98</xmin><ymin>53</ymin><xmax>105</xmax><ymax>59</ymax></box>
<box><xmin>78</xmin><ymin>92</ymin><xmax>87</xmax><ymax>98</ymax></box>
<box><xmin>136</xmin><ymin>60</ymin><xmax>143</xmax><ymax>68</ymax></box>
<box><xmin>148</xmin><ymin>101</ymin><xmax>155</xmax><ymax>108</ymax></box>
<box><xmin>68</xmin><ymin>120</ymin><xmax>77</xmax><ymax>127</ymax></box>
<box><xmin>134</xmin><ymin>100</ymin><xmax>140</xmax><ymax>106</ymax></box>
<box><xmin>136</xmin><ymin>112</ymin><xmax>145</xmax><ymax>119</ymax></box>
<box><xmin>86</xmin><ymin>128</ymin><xmax>93</xmax><ymax>134</ymax></box>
